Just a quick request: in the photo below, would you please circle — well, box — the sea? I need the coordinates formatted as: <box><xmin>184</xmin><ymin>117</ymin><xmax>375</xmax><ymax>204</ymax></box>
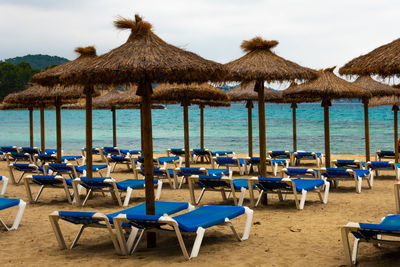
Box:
<box><xmin>0</xmin><ymin>103</ymin><xmax>397</xmax><ymax>155</ymax></box>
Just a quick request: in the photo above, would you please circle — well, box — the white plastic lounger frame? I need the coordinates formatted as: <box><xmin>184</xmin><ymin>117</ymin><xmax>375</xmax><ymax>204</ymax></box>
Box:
<box><xmin>0</xmin><ymin>176</ymin><xmax>9</xmax><ymax>195</ymax></box>
<box><xmin>134</xmin><ymin>167</ymin><xmax>176</xmax><ymax>189</ymax></box>
<box><xmin>331</xmin><ymin>160</ymin><xmax>363</xmax><ymax>170</ymax></box>
<box><xmin>113</xmin><ymin>206</ymin><xmax>253</xmax><ymax>260</ymax></box>
<box><xmin>364</xmin><ymin>161</ymin><xmax>400</xmax><ymax>181</ymax></box>
<box><xmin>7</xmin><ymin>163</ymin><xmax>42</xmax><ymax>184</ymax></box>
<box><xmin>341</xmin><ymin>216</ymin><xmax>400</xmax><ymax>266</ymax></box>
<box><xmin>187</xmin><ymin>174</ymin><xmax>240</xmax><ymax>206</ymax></box>
<box><xmin>191</xmin><ymin>149</ymin><xmax>213</xmax><ymax>163</ymax></box>
<box><xmin>105</xmin><ymin>154</ymin><xmax>135</xmax><ymax>173</ymax></box>
<box><xmin>211</xmin><ymin>157</ymin><xmax>245</xmax><ymax>175</ymax></box>
<box><xmin>247</xmin><ymin>177</ymin><xmax>330</xmax><ymax>210</ymax></box>
<box><xmin>395</xmin><ymin>182</ymin><xmax>400</xmax><ymax>214</ymax></box>
<box><xmin>319</xmin><ymin>168</ymin><xmax>372</xmax><ymax>193</ymax></box>
<box><xmin>23</xmin><ymin>175</ymin><xmax>73</xmax><ymax>204</ymax></box>
<box><xmin>43</xmin><ymin>163</ymin><xmax>79</xmax><ymax>178</ymax></box>
<box><xmin>0</xmin><ymin>199</ymin><xmax>26</xmax><ymax>231</ymax></box>
<box><xmin>292</xmin><ymin>152</ymin><xmax>323</xmax><ymax>167</ymax></box>
<box><xmin>72</xmin><ymin>178</ymin><xmax>163</xmax><ymax>207</ymax></box>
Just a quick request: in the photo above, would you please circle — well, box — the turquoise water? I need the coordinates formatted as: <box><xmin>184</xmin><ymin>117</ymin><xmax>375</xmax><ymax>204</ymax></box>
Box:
<box><xmin>0</xmin><ymin>103</ymin><xmax>396</xmax><ymax>155</ymax></box>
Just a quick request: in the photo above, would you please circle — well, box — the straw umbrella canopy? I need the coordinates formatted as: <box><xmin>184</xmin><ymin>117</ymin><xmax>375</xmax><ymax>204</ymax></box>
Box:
<box><xmin>151</xmin><ymin>83</ymin><xmax>229</xmax><ymax>168</ymax></box>
<box><xmin>282</xmin><ymin>67</ymin><xmax>372</xmax><ymax>167</ymax></box>
<box><xmin>224</xmin><ymin>37</ymin><xmax>316</xmax><ymax>176</ymax></box>
<box><xmin>32</xmin><ymin>46</ymin><xmax>98</xmax><ymax>172</ymax></box>
<box><xmin>352</xmin><ymin>76</ymin><xmax>400</xmax><ymax>161</ymax></box>
<box><xmin>227</xmin><ymin>81</ymin><xmax>280</xmax><ymax>157</ymax></box>
<box><xmin>58</xmin><ymin>15</ymin><xmax>226</xmax><ymax>246</ymax></box>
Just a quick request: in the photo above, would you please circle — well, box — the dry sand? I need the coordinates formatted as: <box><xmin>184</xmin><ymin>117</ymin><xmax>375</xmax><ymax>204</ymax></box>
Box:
<box><xmin>1</xmin><ymin>153</ymin><xmax>400</xmax><ymax>266</ymax></box>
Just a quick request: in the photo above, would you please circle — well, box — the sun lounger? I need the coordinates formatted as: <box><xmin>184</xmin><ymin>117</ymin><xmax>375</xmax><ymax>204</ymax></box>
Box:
<box><xmin>6</xmin><ymin>152</ymin><xmax>33</xmax><ymax>163</ymax></box>
<box><xmin>244</xmin><ymin>157</ymin><xmax>289</xmax><ymax>176</ymax></box>
<box><xmin>282</xmin><ymin>168</ymin><xmax>319</xmax><ymax>179</ymax></box>
<box><xmin>0</xmin><ymin>176</ymin><xmax>8</xmax><ymax>195</ymax></box>
<box><xmin>23</xmin><ymin>175</ymin><xmax>74</xmax><ymax>203</ymax></box>
<box><xmin>341</xmin><ymin>214</ymin><xmax>400</xmax><ymax>266</ymax></box>
<box><xmin>105</xmin><ymin>154</ymin><xmax>136</xmax><ymax>173</ymax></box>
<box><xmin>364</xmin><ymin>161</ymin><xmax>400</xmax><ymax>180</ymax></box>
<box><xmin>114</xmin><ymin>205</ymin><xmax>253</xmax><ymax>260</ymax></box>
<box><xmin>72</xmin><ymin>177</ymin><xmax>162</xmax><ymax>207</ymax></box>
<box><xmin>319</xmin><ymin>168</ymin><xmax>372</xmax><ymax>193</ymax></box>
<box><xmin>191</xmin><ymin>149</ymin><xmax>213</xmax><ymax>163</ymax></box>
<box><xmin>167</xmin><ymin>148</ymin><xmax>186</xmax><ymax>157</ymax></box>
<box><xmin>292</xmin><ymin>151</ymin><xmax>323</xmax><ymax>167</ymax></box>
<box><xmin>267</xmin><ymin>150</ymin><xmax>292</xmax><ymax>164</ymax></box>
<box><xmin>18</xmin><ymin>147</ymin><xmax>40</xmax><ymax>155</ymax></box>
<box><xmin>99</xmin><ymin>147</ymin><xmax>141</xmax><ymax>161</ymax></box>
<box><xmin>188</xmin><ymin>175</ymin><xmax>249</xmax><ymax>205</ymax></box>
<box><xmin>44</xmin><ymin>163</ymin><xmax>111</xmax><ymax>178</ymax></box>
<box><xmin>0</xmin><ymin>198</ymin><xmax>26</xmax><ymax>231</ymax></box>
<box><xmin>172</xmin><ymin>167</ymin><xmax>232</xmax><ymax>189</ymax></box>
<box><xmin>0</xmin><ymin>146</ymin><xmax>19</xmax><ymax>153</ymax></box>
<box><xmin>212</xmin><ymin>157</ymin><xmax>246</xmax><ymax>175</ymax></box>
<box><xmin>332</xmin><ymin>159</ymin><xmax>363</xmax><ymax>169</ymax></box>
<box><xmin>375</xmin><ymin>150</ymin><xmax>397</xmax><ymax>161</ymax></box>
<box><xmin>49</xmin><ymin>201</ymin><xmax>193</xmax><ymax>254</ymax></box>
<box><xmin>133</xmin><ymin>156</ymin><xmax>182</xmax><ymax>169</ymax></box>
<box><xmin>7</xmin><ymin>163</ymin><xmax>44</xmax><ymax>184</ymax></box>
<box><xmin>33</xmin><ymin>154</ymin><xmax>82</xmax><ymax>166</ymax></box>
<box><xmin>248</xmin><ymin>177</ymin><xmax>330</xmax><ymax>210</ymax></box>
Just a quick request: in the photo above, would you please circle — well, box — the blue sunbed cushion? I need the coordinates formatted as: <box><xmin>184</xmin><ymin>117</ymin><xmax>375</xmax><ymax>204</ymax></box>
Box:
<box><xmin>377</xmin><ymin>150</ymin><xmax>395</xmax><ymax>156</ymax></box>
<box><xmin>177</xmin><ymin>167</ymin><xmax>204</xmax><ymax>176</ymax></box>
<box><xmin>174</xmin><ymin>205</ymin><xmax>245</xmax><ymax>232</ymax></box>
<box><xmin>78</xmin><ymin>177</ymin><xmax>111</xmax><ymax>188</ymax></box>
<box><xmin>12</xmin><ymin>163</ymin><xmax>38</xmax><ymax>171</ymax></box>
<box><xmin>0</xmin><ymin>146</ymin><xmax>18</xmax><ymax>153</ymax></box>
<box><xmin>0</xmin><ymin>198</ymin><xmax>20</xmax><ymax>210</ymax></box>
<box><xmin>359</xmin><ymin>215</ymin><xmax>400</xmax><ymax>232</ymax></box>
<box><xmin>193</xmin><ymin>149</ymin><xmax>209</xmax><ymax>155</ymax></box>
<box><xmin>216</xmin><ymin>157</ymin><xmax>244</xmax><ymax>165</ymax></box>
<box><xmin>158</xmin><ymin>156</ymin><xmax>179</xmax><ymax>164</ymax></box>
<box><xmin>45</xmin><ymin>149</ymin><xmax>57</xmax><ymax>154</ymax></box>
<box><xmin>116</xmin><ymin>179</ymin><xmax>158</xmax><ymax>190</ymax></box>
<box><xmin>232</xmin><ymin>178</ymin><xmax>252</xmax><ymax>190</ymax></box>
<box><xmin>258</xmin><ymin>177</ymin><xmax>324</xmax><ymax>192</ymax></box>
<box><xmin>75</xmin><ymin>164</ymin><xmax>108</xmax><ymax>173</ymax></box>
<box><xmin>272</xmin><ymin>159</ymin><xmax>287</xmax><ymax>165</ymax></box>
<box><xmin>212</xmin><ymin>151</ymin><xmax>233</xmax><ymax>156</ymax></box>
<box><xmin>292</xmin><ymin>179</ymin><xmax>324</xmax><ymax>192</ymax></box>
<box><xmin>285</xmin><ymin>168</ymin><xmax>318</xmax><ymax>177</ymax></box>
<box><xmin>62</xmin><ymin>155</ymin><xmax>82</xmax><ymax>161</ymax></box>
<box><xmin>207</xmin><ymin>169</ymin><xmax>229</xmax><ymax>176</ymax></box>
<box><xmin>109</xmin><ymin>156</ymin><xmax>129</xmax><ymax>162</ymax></box>
<box><xmin>367</xmin><ymin>161</ymin><xmax>394</xmax><ymax>169</ymax></box>
<box><xmin>170</xmin><ymin>149</ymin><xmax>185</xmax><ymax>155</ymax></box>
<box><xmin>31</xmin><ymin>175</ymin><xmax>73</xmax><ymax>186</ymax></box>
<box><xmin>196</xmin><ymin>175</ymin><xmax>229</xmax><ymax>188</ymax></box>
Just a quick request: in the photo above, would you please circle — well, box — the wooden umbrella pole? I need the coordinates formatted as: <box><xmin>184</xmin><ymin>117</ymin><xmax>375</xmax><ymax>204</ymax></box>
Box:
<box><xmin>199</xmin><ymin>104</ymin><xmax>204</xmax><ymax>163</ymax></box>
<box><xmin>55</xmin><ymin>97</ymin><xmax>62</xmax><ymax>163</ymax></box>
<box><xmin>323</xmin><ymin>99</ymin><xmax>331</xmax><ymax>168</ymax></box>
<box><xmin>85</xmin><ymin>86</ymin><xmax>93</xmax><ymax>179</ymax></box>
<box><xmin>40</xmin><ymin>105</ymin><xmax>45</xmax><ymax>153</ymax></box>
<box><xmin>363</xmin><ymin>98</ymin><xmax>370</xmax><ymax>162</ymax></box>
<box><xmin>393</xmin><ymin>105</ymin><xmax>399</xmax><ymax>163</ymax></box>
<box><xmin>246</xmin><ymin>100</ymin><xmax>253</xmax><ymax>157</ymax></box>
<box><xmin>256</xmin><ymin>80</ymin><xmax>267</xmax><ymax>176</ymax></box>
<box><xmin>291</xmin><ymin>103</ymin><xmax>297</xmax><ymax>152</ymax></box>
<box><xmin>29</xmin><ymin>107</ymin><xmax>34</xmax><ymax>147</ymax></box>
<box><xmin>138</xmin><ymin>82</ymin><xmax>156</xmax><ymax>248</ymax></box>
<box><xmin>183</xmin><ymin>100</ymin><xmax>190</xmax><ymax>167</ymax></box>
<box><xmin>140</xmin><ymin>103</ymin><xmax>144</xmax><ymax>152</ymax></box>
<box><xmin>112</xmin><ymin>107</ymin><xmax>117</xmax><ymax>147</ymax></box>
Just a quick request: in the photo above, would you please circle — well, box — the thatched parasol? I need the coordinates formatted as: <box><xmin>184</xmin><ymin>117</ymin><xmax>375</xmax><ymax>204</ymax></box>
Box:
<box><xmin>224</xmin><ymin>37</ymin><xmax>316</xmax><ymax>176</ymax></box>
<box><xmin>339</xmin><ymin>38</ymin><xmax>400</xmax><ymax>79</ymax></box>
<box><xmin>151</xmin><ymin>83</ymin><xmax>229</xmax><ymax>167</ymax></box>
<box><xmin>228</xmin><ymin>81</ymin><xmax>281</xmax><ymax>157</ymax></box>
<box><xmin>353</xmin><ymin>76</ymin><xmax>400</xmax><ymax>161</ymax></box>
<box><xmin>31</xmin><ymin>46</ymin><xmax>98</xmax><ymax>170</ymax></box>
<box><xmin>58</xmin><ymin>14</ymin><xmax>226</xmax><ymax>246</ymax></box>
<box><xmin>283</xmin><ymin>67</ymin><xmax>372</xmax><ymax>167</ymax></box>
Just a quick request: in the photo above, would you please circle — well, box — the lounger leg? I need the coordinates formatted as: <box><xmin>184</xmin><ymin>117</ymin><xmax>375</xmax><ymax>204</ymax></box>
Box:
<box><xmin>10</xmin><ymin>200</ymin><xmax>26</xmax><ymax>230</ymax></box>
<box><xmin>17</xmin><ymin>172</ymin><xmax>25</xmax><ymax>184</ymax></box>
<box><xmin>171</xmin><ymin>224</ymin><xmax>190</xmax><ymax>260</ymax></box>
<box><xmin>238</xmin><ymin>187</ymin><xmax>246</xmax><ymax>206</ymax></box>
<box><xmin>323</xmin><ymin>182</ymin><xmax>330</xmax><ymax>204</ymax></box>
<box><xmin>123</xmin><ymin>187</ymin><xmax>133</xmax><ymax>207</ymax></box>
<box><xmin>106</xmin><ymin>166</ymin><xmax>111</xmax><ymax>177</ymax></box>
<box><xmin>112</xmin><ymin>162</ymin><xmax>117</xmax><ymax>172</ymax></box>
<box><xmin>155</xmin><ymin>180</ymin><xmax>163</xmax><ymax>200</ymax></box>
<box><xmin>23</xmin><ymin>178</ymin><xmax>34</xmax><ymax>203</ymax></box>
<box><xmin>72</xmin><ymin>182</ymin><xmax>82</xmax><ymax>206</ymax></box>
<box><xmin>196</xmin><ymin>188</ymin><xmax>206</xmax><ymax>205</ymax></box>
<box><xmin>277</xmin><ymin>190</ymin><xmax>284</xmax><ymax>201</ymax></box>
<box><xmin>49</xmin><ymin>214</ymin><xmax>67</xmax><ymax>249</ymax></box>
<box><xmin>248</xmin><ymin>180</ymin><xmax>255</xmax><ymax>207</ymax></box>
<box><xmin>34</xmin><ymin>185</ymin><xmax>45</xmax><ymax>202</ymax></box>
<box><xmin>130</xmin><ymin>229</ymin><xmax>145</xmax><ymax>254</ymax></box>
<box><xmin>70</xmin><ymin>225</ymin><xmax>86</xmax><ymax>249</ymax></box>
<box><xmin>274</xmin><ymin>163</ymin><xmax>278</xmax><ymax>176</ymax></box>
<box><xmin>179</xmin><ymin>176</ymin><xmax>185</xmax><ymax>189</ymax></box>
<box><xmin>255</xmin><ymin>191</ymin><xmax>264</xmax><ymax>207</ymax></box>
<box><xmin>8</xmin><ymin>167</ymin><xmax>16</xmax><ymax>184</ymax></box>
<box><xmin>188</xmin><ymin>179</ymin><xmax>197</xmax><ymax>205</ymax></box>
<box><xmin>368</xmin><ymin>173</ymin><xmax>373</xmax><ymax>188</ymax></box>
<box><xmin>299</xmin><ymin>189</ymin><xmax>307</xmax><ymax>210</ymax></box>
<box><xmin>351</xmin><ymin>238</ymin><xmax>360</xmax><ymax>265</ymax></box>
<box><xmin>341</xmin><ymin>227</ymin><xmax>354</xmax><ymax>266</ymax></box>
<box><xmin>242</xmin><ymin>207</ymin><xmax>253</xmax><ymax>240</ymax></box>
<box><xmin>221</xmin><ymin>189</ymin><xmax>227</xmax><ymax>200</ymax></box>
<box><xmin>82</xmin><ymin>189</ymin><xmax>92</xmax><ymax>206</ymax></box>
<box><xmin>0</xmin><ymin>176</ymin><xmax>8</xmax><ymax>195</ymax></box>
<box><xmin>190</xmin><ymin>227</ymin><xmax>205</xmax><ymax>259</ymax></box>
<box><xmin>356</xmin><ymin>178</ymin><xmax>362</xmax><ymax>193</ymax></box>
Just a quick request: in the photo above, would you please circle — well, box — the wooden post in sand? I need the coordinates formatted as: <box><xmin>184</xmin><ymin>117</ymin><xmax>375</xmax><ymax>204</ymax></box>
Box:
<box><xmin>112</xmin><ymin>107</ymin><xmax>117</xmax><ymax>147</ymax></box>
<box><xmin>246</xmin><ymin>100</ymin><xmax>254</xmax><ymax>157</ymax></box>
<box><xmin>363</xmin><ymin>98</ymin><xmax>370</xmax><ymax>162</ymax></box>
<box><xmin>29</xmin><ymin>107</ymin><xmax>34</xmax><ymax>147</ymax></box>
<box><xmin>322</xmin><ymin>99</ymin><xmax>331</xmax><ymax>168</ymax></box>
<box><xmin>394</xmin><ymin>105</ymin><xmax>399</xmax><ymax>163</ymax></box>
<box><xmin>183</xmin><ymin>99</ymin><xmax>191</xmax><ymax>167</ymax></box>
<box><xmin>55</xmin><ymin>97</ymin><xmax>62</xmax><ymax>163</ymax></box>
<box><xmin>291</xmin><ymin>103</ymin><xmax>297</xmax><ymax>152</ymax></box>
<box><xmin>256</xmin><ymin>80</ymin><xmax>267</xmax><ymax>177</ymax></box>
<box><xmin>85</xmin><ymin>86</ymin><xmax>93</xmax><ymax>179</ymax></box>
<box><xmin>40</xmin><ymin>105</ymin><xmax>45</xmax><ymax>153</ymax></box>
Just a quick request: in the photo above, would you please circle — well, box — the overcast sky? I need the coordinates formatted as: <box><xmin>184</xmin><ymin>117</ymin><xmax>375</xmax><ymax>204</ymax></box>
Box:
<box><xmin>1</xmin><ymin>0</ymin><xmax>399</xmax><ymax>86</ymax></box>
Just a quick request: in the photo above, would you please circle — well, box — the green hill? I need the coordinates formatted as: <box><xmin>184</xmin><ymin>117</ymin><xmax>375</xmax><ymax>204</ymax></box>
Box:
<box><xmin>3</xmin><ymin>54</ymin><xmax>69</xmax><ymax>70</ymax></box>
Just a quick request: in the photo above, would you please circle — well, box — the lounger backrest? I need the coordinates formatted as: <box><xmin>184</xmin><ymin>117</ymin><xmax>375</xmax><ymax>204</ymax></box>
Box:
<box><xmin>13</xmin><ymin>164</ymin><xmax>38</xmax><ymax>172</ymax></box>
<box><xmin>0</xmin><ymin>146</ymin><xmax>18</xmax><ymax>153</ymax></box>
<box><xmin>45</xmin><ymin>149</ymin><xmax>57</xmax><ymax>154</ymax></box>
<box><xmin>320</xmin><ymin>168</ymin><xmax>352</xmax><ymax>178</ymax></box>
<box><xmin>256</xmin><ymin>177</ymin><xmax>293</xmax><ymax>191</ymax></box>
<box><xmin>102</xmin><ymin>147</ymin><xmax>121</xmax><ymax>155</ymax></box>
<box><xmin>283</xmin><ymin>168</ymin><xmax>318</xmax><ymax>178</ymax></box>
<box><xmin>7</xmin><ymin>152</ymin><xmax>31</xmax><ymax>162</ymax></box>
<box><xmin>196</xmin><ymin>175</ymin><xmax>230</xmax><ymax>188</ymax></box>
<box><xmin>170</xmin><ymin>148</ymin><xmax>185</xmax><ymax>155</ymax></box>
<box><xmin>267</xmin><ymin>151</ymin><xmax>291</xmax><ymax>159</ymax></box>
<box><xmin>177</xmin><ymin>167</ymin><xmax>205</xmax><ymax>176</ymax></box>
<box><xmin>192</xmin><ymin>149</ymin><xmax>211</xmax><ymax>156</ymax></box>
<box><xmin>46</xmin><ymin>163</ymin><xmax>74</xmax><ymax>174</ymax></box>
<box><xmin>215</xmin><ymin>157</ymin><xmax>237</xmax><ymax>165</ymax></box>
<box><xmin>31</xmin><ymin>175</ymin><xmax>64</xmax><ymax>186</ymax></box>
<box><xmin>366</xmin><ymin>161</ymin><xmax>394</xmax><ymax>169</ymax></box>
<box><xmin>78</xmin><ymin>177</ymin><xmax>114</xmax><ymax>189</ymax></box>
<box><xmin>20</xmin><ymin>147</ymin><xmax>40</xmax><ymax>155</ymax></box>
<box><xmin>294</xmin><ymin>152</ymin><xmax>316</xmax><ymax>158</ymax></box>
<box><xmin>333</xmin><ymin>160</ymin><xmax>361</xmax><ymax>169</ymax></box>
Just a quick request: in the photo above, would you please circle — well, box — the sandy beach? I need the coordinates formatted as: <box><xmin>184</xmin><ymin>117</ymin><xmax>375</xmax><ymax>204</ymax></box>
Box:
<box><xmin>1</xmin><ymin>153</ymin><xmax>400</xmax><ymax>267</ymax></box>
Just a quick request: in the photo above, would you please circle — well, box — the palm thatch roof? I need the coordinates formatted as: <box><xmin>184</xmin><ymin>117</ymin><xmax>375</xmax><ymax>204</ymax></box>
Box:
<box><xmin>93</xmin><ymin>89</ymin><xmax>125</xmax><ymax>109</ymax></box>
<box><xmin>282</xmin><ymin>67</ymin><xmax>372</xmax><ymax>100</ymax></box>
<box><xmin>369</xmin><ymin>95</ymin><xmax>400</xmax><ymax>107</ymax></box>
<box><xmin>62</xmin><ymin>15</ymin><xmax>226</xmax><ymax>87</ymax></box>
<box><xmin>151</xmin><ymin>83</ymin><xmax>229</xmax><ymax>105</ymax></box>
<box><xmin>275</xmin><ymin>82</ymin><xmax>320</xmax><ymax>103</ymax></box>
<box><xmin>224</xmin><ymin>37</ymin><xmax>317</xmax><ymax>82</ymax></box>
<box><xmin>339</xmin><ymin>38</ymin><xmax>400</xmax><ymax>78</ymax></box>
<box><xmin>227</xmin><ymin>81</ymin><xmax>281</xmax><ymax>101</ymax></box>
<box><xmin>353</xmin><ymin>75</ymin><xmax>400</xmax><ymax>97</ymax></box>
<box><xmin>32</xmin><ymin>46</ymin><xmax>98</xmax><ymax>86</ymax></box>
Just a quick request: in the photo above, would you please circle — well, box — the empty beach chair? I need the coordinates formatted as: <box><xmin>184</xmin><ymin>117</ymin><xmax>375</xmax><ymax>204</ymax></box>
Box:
<box><xmin>44</xmin><ymin>163</ymin><xmax>111</xmax><ymax>178</ymax></box>
<box><xmin>248</xmin><ymin>177</ymin><xmax>330</xmax><ymax>210</ymax></box>
<box><xmin>375</xmin><ymin>150</ymin><xmax>397</xmax><ymax>161</ymax></box>
<box><xmin>49</xmin><ymin>201</ymin><xmax>193</xmax><ymax>254</ymax></box>
<box><xmin>134</xmin><ymin>156</ymin><xmax>182</xmax><ymax>169</ymax></box>
<box><xmin>267</xmin><ymin>150</ymin><xmax>292</xmax><ymax>164</ymax></box>
<box><xmin>33</xmin><ymin>154</ymin><xmax>82</xmax><ymax>166</ymax></box>
<box><xmin>6</xmin><ymin>152</ymin><xmax>33</xmax><ymax>163</ymax></box>
<box><xmin>7</xmin><ymin>163</ymin><xmax>44</xmax><ymax>184</ymax></box>
<box><xmin>173</xmin><ymin>167</ymin><xmax>231</xmax><ymax>189</ymax></box>
<box><xmin>320</xmin><ymin>168</ymin><xmax>372</xmax><ymax>193</ymax></box>
<box><xmin>134</xmin><ymin>166</ymin><xmax>176</xmax><ymax>188</ymax></box>
<box><xmin>364</xmin><ymin>161</ymin><xmax>400</xmax><ymax>180</ymax></box>
<box><xmin>332</xmin><ymin>159</ymin><xmax>363</xmax><ymax>169</ymax></box>
<box><xmin>23</xmin><ymin>175</ymin><xmax>74</xmax><ymax>203</ymax></box>
<box><xmin>244</xmin><ymin>157</ymin><xmax>289</xmax><ymax>176</ymax></box>
<box><xmin>18</xmin><ymin>146</ymin><xmax>40</xmax><ymax>155</ymax></box>
<box><xmin>212</xmin><ymin>156</ymin><xmax>246</xmax><ymax>175</ymax></box>
<box><xmin>72</xmin><ymin>177</ymin><xmax>162</xmax><ymax>207</ymax></box>
<box><xmin>0</xmin><ymin>176</ymin><xmax>9</xmax><ymax>195</ymax></box>
<box><xmin>105</xmin><ymin>154</ymin><xmax>135</xmax><ymax>173</ymax></box>
<box><xmin>341</xmin><ymin>214</ymin><xmax>400</xmax><ymax>266</ymax></box>
<box><xmin>191</xmin><ymin>148</ymin><xmax>213</xmax><ymax>163</ymax></box>
<box><xmin>0</xmin><ymin>146</ymin><xmax>19</xmax><ymax>153</ymax></box>
<box><xmin>0</xmin><ymin>198</ymin><xmax>26</xmax><ymax>231</ymax></box>
<box><xmin>292</xmin><ymin>151</ymin><xmax>323</xmax><ymax>167</ymax></box>
<box><xmin>212</xmin><ymin>150</ymin><xmax>235</xmax><ymax>157</ymax></box>
<box><xmin>114</xmin><ymin>205</ymin><xmax>253</xmax><ymax>260</ymax></box>
<box><xmin>167</xmin><ymin>148</ymin><xmax>186</xmax><ymax>157</ymax></box>
<box><xmin>282</xmin><ymin>168</ymin><xmax>319</xmax><ymax>179</ymax></box>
